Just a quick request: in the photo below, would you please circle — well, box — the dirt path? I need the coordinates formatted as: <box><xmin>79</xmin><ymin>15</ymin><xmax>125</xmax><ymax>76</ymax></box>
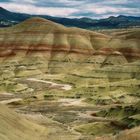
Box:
<box><xmin>27</xmin><ymin>78</ymin><xmax>72</xmax><ymax>91</ymax></box>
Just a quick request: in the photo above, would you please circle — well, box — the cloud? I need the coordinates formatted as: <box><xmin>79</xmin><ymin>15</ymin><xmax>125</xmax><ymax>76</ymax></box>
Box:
<box><xmin>0</xmin><ymin>0</ymin><xmax>139</xmax><ymax>18</ymax></box>
<box><xmin>0</xmin><ymin>2</ymin><xmax>78</xmax><ymax>17</ymax></box>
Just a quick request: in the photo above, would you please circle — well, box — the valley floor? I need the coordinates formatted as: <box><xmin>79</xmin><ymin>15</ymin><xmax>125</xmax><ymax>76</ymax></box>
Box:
<box><xmin>0</xmin><ymin>72</ymin><xmax>140</xmax><ymax>140</ymax></box>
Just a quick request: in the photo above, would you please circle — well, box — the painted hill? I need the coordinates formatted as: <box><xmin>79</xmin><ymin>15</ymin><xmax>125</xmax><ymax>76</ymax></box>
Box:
<box><xmin>0</xmin><ymin>18</ymin><xmax>140</xmax><ymax>56</ymax></box>
<box><xmin>0</xmin><ymin>17</ymin><xmax>139</xmax><ymax>80</ymax></box>
<box><xmin>0</xmin><ymin>17</ymin><xmax>110</xmax><ymax>58</ymax></box>
<box><xmin>0</xmin><ymin>18</ymin><xmax>139</xmax><ymax>81</ymax></box>
<box><xmin>0</xmin><ymin>17</ymin><xmax>139</xmax><ymax>62</ymax></box>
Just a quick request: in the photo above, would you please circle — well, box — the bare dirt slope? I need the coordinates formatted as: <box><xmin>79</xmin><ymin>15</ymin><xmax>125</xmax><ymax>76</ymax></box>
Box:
<box><xmin>0</xmin><ymin>104</ymin><xmax>47</xmax><ymax>140</ymax></box>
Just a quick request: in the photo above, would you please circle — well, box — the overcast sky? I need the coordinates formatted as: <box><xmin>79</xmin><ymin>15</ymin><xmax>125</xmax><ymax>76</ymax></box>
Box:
<box><xmin>0</xmin><ymin>0</ymin><xmax>140</xmax><ymax>18</ymax></box>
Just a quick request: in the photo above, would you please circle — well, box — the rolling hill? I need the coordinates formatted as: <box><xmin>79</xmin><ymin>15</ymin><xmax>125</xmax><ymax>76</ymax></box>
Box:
<box><xmin>0</xmin><ymin>17</ymin><xmax>139</xmax><ymax>62</ymax></box>
<box><xmin>0</xmin><ymin>17</ymin><xmax>109</xmax><ymax>58</ymax></box>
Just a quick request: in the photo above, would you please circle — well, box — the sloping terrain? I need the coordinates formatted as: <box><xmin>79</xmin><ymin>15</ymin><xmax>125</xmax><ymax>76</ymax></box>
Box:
<box><xmin>0</xmin><ymin>18</ymin><xmax>140</xmax><ymax>140</ymax></box>
<box><xmin>0</xmin><ymin>104</ymin><xmax>47</xmax><ymax>140</ymax></box>
<box><xmin>0</xmin><ymin>17</ymin><xmax>139</xmax><ymax>71</ymax></box>
<box><xmin>0</xmin><ymin>17</ymin><xmax>109</xmax><ymax>57</ymax></box>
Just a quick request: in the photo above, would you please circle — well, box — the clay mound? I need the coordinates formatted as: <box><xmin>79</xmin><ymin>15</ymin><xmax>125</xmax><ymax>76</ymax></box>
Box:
<box><xmin>102</xmin><ymin>51</ymin><xmax>128</xmax><ymax>66</ymax></box>
<box><xmin>15</xmin><ymin>17</ymin><xmax>66</xmax><ymax>31</ymax></box>
<box><xmin>108</xmin><ymin>29</ymin><xmax>140</xmax><ymax>60</ymax></box>
<box><xmin>23</xmin><ymin>17</ymin><xmax>57</xmax><ymax>24</ymax></box>
<box><xmin>0</xmin><ymin>104</ymin><xmax>47</xmax><ymax>140</ymax></box>
<box><xmin>19</xmin><ymin>17</ymin><xmax>107</xmax><ymax>36</ymax></box>
<box><xmin>0</xmin><ymin>17</ymin><xmax>139</xmax><ymax>60</ymax></box>
<box><xmin>0</xmin><ymin>17</ymin><xmax>110</xmax><ymax>57</ymax></box>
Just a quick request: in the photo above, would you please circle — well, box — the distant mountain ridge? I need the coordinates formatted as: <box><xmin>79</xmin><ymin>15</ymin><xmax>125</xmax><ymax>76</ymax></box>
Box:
<box><xmin>0</xmin><ymin>7</ymin><xmax>140</xmax><ymax>29</ymax></box>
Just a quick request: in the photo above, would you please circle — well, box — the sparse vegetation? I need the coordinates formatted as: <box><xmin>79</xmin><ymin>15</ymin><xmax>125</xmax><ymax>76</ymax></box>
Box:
<box><xmin>0</xmin><ymin>18</ymin><xmax>139</xmax><ymax>140</ymax></box>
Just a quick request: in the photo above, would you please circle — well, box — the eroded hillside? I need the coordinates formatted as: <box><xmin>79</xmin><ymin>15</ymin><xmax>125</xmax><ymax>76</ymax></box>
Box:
<box><xmin>0</xmin><ymin>18</ymin><xmax>140</xmax><ymax>140</ymax></box>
